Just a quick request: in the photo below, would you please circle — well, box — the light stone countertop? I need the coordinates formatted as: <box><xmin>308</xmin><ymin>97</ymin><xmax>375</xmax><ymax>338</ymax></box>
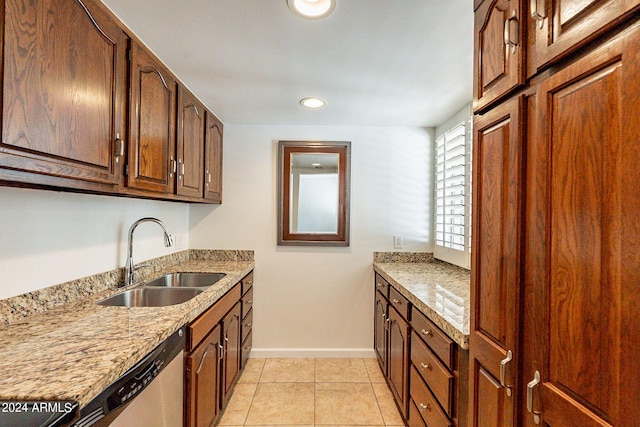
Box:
<box><xmin>373</xmin><ymin>259</ymin><xmax>470</xmax><ymax>349</ymax></box>
<box><xmin>0</xmin><ymin>255</ymin><xmax>254</xmax><ymax>410</ymax></box>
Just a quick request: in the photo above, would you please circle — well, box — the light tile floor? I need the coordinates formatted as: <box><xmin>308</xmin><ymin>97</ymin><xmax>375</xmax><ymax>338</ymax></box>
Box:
<box><xmin>217</xmin><ymin>358</ymin><xmax>405</xmax><ymax>426</ymax></box>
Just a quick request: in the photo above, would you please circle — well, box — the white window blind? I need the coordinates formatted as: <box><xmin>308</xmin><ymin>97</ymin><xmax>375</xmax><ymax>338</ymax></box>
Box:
<box><xmin>434</xmin><ymin>107</ymin><xmax>472</xmax><ymax>268</ymax></box>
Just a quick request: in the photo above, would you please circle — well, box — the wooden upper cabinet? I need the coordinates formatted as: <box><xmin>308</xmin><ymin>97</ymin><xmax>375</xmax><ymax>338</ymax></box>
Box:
<box><xmin>469</xmin><ymin>95</ymin><xmax>523</xmax><ymax>427</ymax></box>
<box><xmin>523</xmin><ymin>22</ymin><xmax>640</xmax><ymax>426</ymax></box>
<box><xmin>528</xmin><ymin>0</ymin><xmax>640</xmax><ymax>74</ymax></box>
<box><xmin>0</xmin><ymin>0</ymin><xmax>126</xmax><ymax>190</ymax></box>
<box><xmin>176</xmin><ymin>87</ymin><xmax>205</xmax><ymax>199</ymax></box>
<box><xmin>204</xmin><ymin>111</ymin><xmax>223</xmax><ymax>203</ymax></box>
<box><xmin>473</xmin><ymin>0</ymin><xmax>525</xmax><ymax>112</ymax></box>
<box><xmin>126</xmin><ymin>40</ymin><xmax>176</xmax><ymax>194</ymax></box>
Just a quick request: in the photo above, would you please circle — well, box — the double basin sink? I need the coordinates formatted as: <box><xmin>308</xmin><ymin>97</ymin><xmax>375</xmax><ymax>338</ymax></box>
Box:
<box><xmin>97</xmin><ymin>272</ymin><xmax>226</xmax><ymax>308</ymax></box>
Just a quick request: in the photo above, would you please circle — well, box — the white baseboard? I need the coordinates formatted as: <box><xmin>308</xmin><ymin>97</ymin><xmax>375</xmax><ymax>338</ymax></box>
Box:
<box><xmin>249</xmin><ymin>348</ymin><xmax>376</xmax><ymax>359</ymax></box>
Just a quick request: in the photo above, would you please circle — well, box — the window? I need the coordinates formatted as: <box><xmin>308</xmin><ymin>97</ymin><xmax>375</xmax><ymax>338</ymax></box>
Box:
<box><xmin>434</xmin><ymin>105</ymin><xmax>472</xmax><ymax>269</ymax></box>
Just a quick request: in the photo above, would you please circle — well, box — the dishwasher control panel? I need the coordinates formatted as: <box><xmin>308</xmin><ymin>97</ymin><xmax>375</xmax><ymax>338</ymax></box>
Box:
<box><xmin>72</xmin><ymin>327</ymin><xmax>185</xmax><ymax>427</ymax></box>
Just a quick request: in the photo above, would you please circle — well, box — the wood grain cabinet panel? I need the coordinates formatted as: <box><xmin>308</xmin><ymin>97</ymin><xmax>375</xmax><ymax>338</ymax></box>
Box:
<box><xmin>473</xmin><ymin>0</ymin><xmax>525</xmax><ymax>112</ymax></box>
<box><xmin>221</xmin><ymin>302</ymin><xmax>241</xmax><ymax>403</ymax></box>
<box><xmin>528</xmin><ymin>0</ymin><xmax>640</xmax><ymax>73</ymax></box>
<box><xmin>0</xmin><ymin>0</ymin><xmax>126</xmax><ymax>190</ymax></box>
<box><xmin>204</xmin><ymin>111</ymin><xmax>223</xmax><ymax>203</ymax></box>
<box><xmin>186</xmin><ymin>324</ymin><xmax>221</xmax><ymax>427</ymax></box>
<box><xmin>126</xmin><ymin>40</ymin><xmax>176</xmax><ymax>194</ymax></box>
<box><xmin>522</xmin><ymin>22</ymin><xmax>640</xmax><ymax>426</ymax></box>
<box><xmin>388</xmin><ymin>305</ymin><xmax>410</xmax><ymax>419</ymax></box>
<box><xmin>374</xmin><ymin>290</ymin><xmax>389</xmax><ymax>375</ymax></box>
<box><xmin>176</xmin><ymin>87</ymin><xmax>205</xmax><ymax>198</ymax></box>
<box><xmin>469</xmin><ymin>95</ymin><xmax>523</xmax><ymax>427</ymax></box>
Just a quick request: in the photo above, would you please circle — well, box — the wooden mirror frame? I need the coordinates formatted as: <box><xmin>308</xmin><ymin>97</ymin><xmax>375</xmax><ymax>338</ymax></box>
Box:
<box><xmin>277</xmin><ymin>141</ymin><xmax>351</xmax><ymax>246</ymax></box>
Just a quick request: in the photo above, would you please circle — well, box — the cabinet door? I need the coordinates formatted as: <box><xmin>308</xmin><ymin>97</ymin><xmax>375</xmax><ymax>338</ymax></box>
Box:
<box><xmin>374</xmin><ymin>291</ymin><xmax>388</xmax><ymax>375</ymax></box>
<box><xmin>222</xmin><ymin>302</ymin><xmax>241</xmax><ymax>404</ymax></box>
<box><xmin>204</xmin><ymin>111</ymin><xmax>223</xmax><ymax>203</ymax></box>
<box><xmin>524</xmin><ymin>22</ymin><xmax>640</xmax><ymax>426</ymax></box>
<box><xmin>1</xmin><ymin>0</ymin><xmax>125</xmax><ymax>189</ymax></box>
<box><xmin>127</xmin><ymin>41</ymin><xmax>176</xmax><ymax>194</ymax></box>
<box><xmin>469</xmin><ymin>95</ymin><xmax>523</xmax><ymax>427</ymax></box>
<box><xmin>186</xmin><ymin>324</ymin><xmax>221</xmax><ymax>427</ymax></box>
<box><xmin>176</xmin><ymin>87</ymin><xmax>205</xmax><ymax>198</ymax></box>
<box><xmin>473</xmin><ymin>0</ymin><xmax>525</xmax><ymax>112</ymax></box>
<box><xmin>388</xmin><ymin>306</ymin><xmax>409</xmax><ymax>419</ymax></box>
<box><xmin>528</xmin><ymin>0</ymin><xmax>640</xmax><ymax>72</ymax></box>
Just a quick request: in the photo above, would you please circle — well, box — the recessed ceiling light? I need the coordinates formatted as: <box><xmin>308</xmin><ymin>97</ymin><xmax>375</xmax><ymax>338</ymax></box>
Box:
<box><xmin>300</xmin><ymin>97</ymin><xmax>326</xmax><ymax>109</ymax></box>
<box><xmin>287</xmin><ymin>0</ymin><xmax>336</xmax><ymax>19</ymax></box>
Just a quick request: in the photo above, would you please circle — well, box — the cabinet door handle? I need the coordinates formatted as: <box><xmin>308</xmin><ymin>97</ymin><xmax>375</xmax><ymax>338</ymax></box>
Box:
<box><xmin>170</xmin><ymin>157</ymin><xmax>177</xmax><ymax>177</ymax></box>
<box><xmin>392</xmin><ymin>298</ymin><xmax>401</xmax><ymax>304</ymax></box>
<box><xmin>114</xmin><ymin>133</ymin><xmax>125</xmax><ymax>163</ymax></box>
<box><xmin>500</xmin><ymin>350</ymin><xmax>514</xmax><ymax>397</ymax></box>
<box><xmin>218</xmin><ymin>343</ymin><xmax>224</xmax><ymax>360</ymax></box>
<box><xmin>246</xmin><ymin>300</ymin><xmax>253</xmax><ymax>304</ymax></box>
<box><xmin>245</xmin><ymin>322</ymin><xmax>253</xmax><ymax>328</ymax></box>
<box><xmin>419</xmin><ymin>403</ymin><xmax>431</xmax><ymax>411</ymax></box>
<box><xmin>503</xmin><ymin>10</ymin><xmax>519</xmax><ymax>54</ymax></box>
<box><xmin>196</xmin><ymin>345</ymin><xmax>213</xmax><ymax>374</ymax></box>
<box><xmin>421</xmin><ymin>328</ymin><xmax>432</xmax><ymax>336</ymax></box>
<box><xmin>527</xmin><ymin>370</ymin><xmax>542</xmax><ymax>424</ymax></box>
<box><xmin>530</xmin><ymin>0</ymin><xmax>546</xmax><ymax>29</ymax></box>
<box><xmin>420</xmin><ymin>362</ymin><xmax>431</xmax><ymax>371</ymax></box>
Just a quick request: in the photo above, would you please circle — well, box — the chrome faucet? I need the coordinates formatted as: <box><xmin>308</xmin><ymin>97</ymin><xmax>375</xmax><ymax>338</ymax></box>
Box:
<box><xmin>123</xmin><ymin>217</ymin><xmax>174</xmax><ymax>287</ymax></box>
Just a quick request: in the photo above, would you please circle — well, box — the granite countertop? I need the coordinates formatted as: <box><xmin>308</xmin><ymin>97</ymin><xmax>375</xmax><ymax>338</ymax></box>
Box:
<box><xmin>0</xmin><ymin>251</ymin><xmax>254</xmax><ymax>410</ymax></box>
<box><xmin>373</xmin><ymin>253</ymin><xmax>470</xmax><ymax>349</ymax></box>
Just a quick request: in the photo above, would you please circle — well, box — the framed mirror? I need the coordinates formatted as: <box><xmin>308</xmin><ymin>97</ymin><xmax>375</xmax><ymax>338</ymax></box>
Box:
<box><xmin>277</xmin><ymin>141</ymin><xmax>351</xmax><ymax>246</ymax></box>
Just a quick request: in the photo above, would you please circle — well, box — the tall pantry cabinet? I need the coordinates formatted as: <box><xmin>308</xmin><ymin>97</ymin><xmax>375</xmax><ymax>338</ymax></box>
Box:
<box><xmin>470</xmin><ymin>1</ymin><xmax>640</xmax><ymax>426</ymax></box>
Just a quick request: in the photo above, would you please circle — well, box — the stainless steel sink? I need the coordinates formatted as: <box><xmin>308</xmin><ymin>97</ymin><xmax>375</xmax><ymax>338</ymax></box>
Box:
<box><xmin>142</xmin><ymin>272</ymin><xmax>226</xmax><ymax>288</ymax></box>
<box><xmin>97</xmin><ymin>288</ymin><xmax>203</xmax><ymax>307</ymax></box>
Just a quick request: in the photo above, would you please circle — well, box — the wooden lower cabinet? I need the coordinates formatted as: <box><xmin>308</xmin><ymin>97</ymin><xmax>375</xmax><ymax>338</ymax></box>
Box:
<box><xmin>221</xmin><ymin>302</ymin><xmax>241</xmax><ymax>403</ymax></box>
<box><xmin>186</xmin><ymin>324</ymin><xmax>221</xmax><ymax>427</ymax></box>
<box><xmin>387</xmin><ymin>305</ymin><xmax>410</xmax><ymax>418</ymax></box>
<box><xmin>374</xmin><ymin>273</ymin><xmax>468</xmax><ymax>426</ymax></box>
<box><xmin>185</xmin><ymin>271</ymin><xmax>254</xmax><ymax>427</ymax></box>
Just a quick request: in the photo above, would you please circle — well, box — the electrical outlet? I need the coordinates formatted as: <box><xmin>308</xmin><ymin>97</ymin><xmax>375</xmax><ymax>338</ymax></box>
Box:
<box><xmin>393</xmin><ymin>235</ymin><xmax>403</xmax><ymax>249</ymax></box>
<box><xmin>174</xmin><ymin>235</ymin><xmax>183</xmax><ymax>250</ymax></box>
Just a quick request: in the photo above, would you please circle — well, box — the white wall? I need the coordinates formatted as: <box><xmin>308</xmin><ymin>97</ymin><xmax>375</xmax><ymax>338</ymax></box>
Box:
<box><xmin>190</xmin><ymin>124</ymin><xmax>434</xmax><ymax>357</ymax></box>
<box><xmin>0</xmin><ymin>187</ymin><xmax>189</xmax><ymax>299</ymax></box>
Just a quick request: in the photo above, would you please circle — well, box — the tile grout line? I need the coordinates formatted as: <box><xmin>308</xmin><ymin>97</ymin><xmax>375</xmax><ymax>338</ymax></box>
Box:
<box><xmin>241</xmin><ymin>359</ymin><xmax>265</xmax><ymax>426</ymax></box>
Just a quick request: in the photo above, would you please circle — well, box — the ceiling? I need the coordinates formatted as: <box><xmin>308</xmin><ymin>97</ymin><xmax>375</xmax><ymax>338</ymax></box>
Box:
<box><xmin>101</xmin><ymin>0</ymin><xmax>473</xmax><ymax>128</ymax></box>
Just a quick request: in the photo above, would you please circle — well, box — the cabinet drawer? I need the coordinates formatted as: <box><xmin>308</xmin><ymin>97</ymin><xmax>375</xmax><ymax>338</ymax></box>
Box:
<box><xmin>242</xmin><ymin>309</ymin><xmax>253</xmax><ymax>342</ymax></box>
<box><xmin>242</xmin><ymin>287</ymin><xmax>253</xmax><ymax>319</ymax></box>
<box><xmin>411</xmin><ymin>307</ymin><xmax>455</xmax><ymax>369</ymax></box>
<box><xmin>389</xmin><ymin>286</ymin><xmax>410</xmax><ymax>319</ymax></box>
<box><xmin>411</xmin><ymin>331</ymin><xmax>454</xmax><ymax>414</ymax></box>
<box><xmin>188</xmin><ymin>283</ymin><xmax>241</xmax><ymax>351</ymax></box>
<box><xmin>375</xmin><ymin>274</ymin><xmax>389</xmax><ymax>298</ymax></box>
<box><xmin>241</xmin><ymin>271</ymin><xmax>254</xmax><ymax>295</ymax></box>
<box><xmin>410</xmin><ymin>366</ymin><xmax>452</xmax><ymax>427</ymax></box>
<box><xmin>408</xmin><ymin>399</ymin><xmax>428</xmax><ymax>427</ymax></box>
<box><xmin>241</xmin><ymin>330</ymin><xmax>252</xmax><ymax>369</ymax></box>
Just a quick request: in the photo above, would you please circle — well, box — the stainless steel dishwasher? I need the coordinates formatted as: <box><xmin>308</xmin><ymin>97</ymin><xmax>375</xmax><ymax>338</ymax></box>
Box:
<box><xmin>71</xmin><ymin>327</ymin><xmax>185</xmax><ymax>427</ymax></box>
